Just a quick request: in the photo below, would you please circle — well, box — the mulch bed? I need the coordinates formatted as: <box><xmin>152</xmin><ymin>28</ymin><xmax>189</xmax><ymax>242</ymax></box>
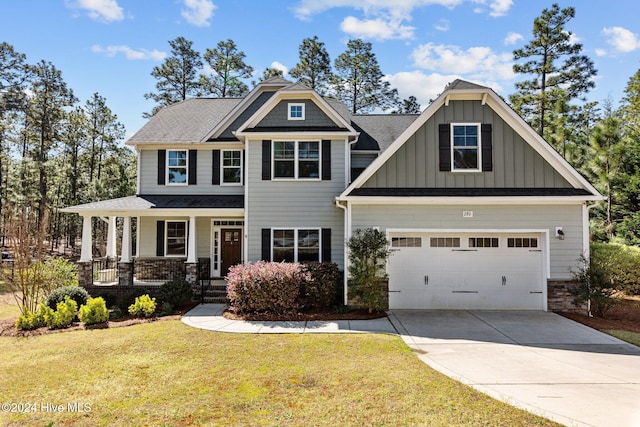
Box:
<box><xmin>222</xmin><ymin>308</ymin><xmax>387</xmax><ymax>322</ymax></box>
<box><xmin>558</xmin><ymin>297</ymin><xmax>640</xmax><ymax>334</ymax></box>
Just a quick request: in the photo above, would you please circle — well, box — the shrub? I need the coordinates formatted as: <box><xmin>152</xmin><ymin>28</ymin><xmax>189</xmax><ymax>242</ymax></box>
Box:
<box><xmin>15</xmin><ymin>304</ymin><xmax>47</xmax><ymax>330</ymax></box>
<box><xmin>591</xmin><ymin>243</ymin><xmax>640</xmax><ymax>295</ymax></box>
<box><xmin>78</xmin><ymin>297</ymin><xmax>109</xmax><ymax>325</ymax></box>
<box><xmin>120</xmin><ymin>288</ymin><xmax>150</xmax><ymax>312</ymax></box>
<box><xmin>44</xmin><ymin>296</ymin><xmax>77</xmax><ymax>329</ymax></box>
<box><xmin>95</xmin><ymin>292</ymin><xmax>118</xmax><ymax>309</ymax></box>
<box><xmin>226</xmin><ymin>261</ymin><xmax>308</xmax><ymax>314</ymax></box>
<box><xmin>347</xmin><ymin>228</ymin><xmax>390</xmax><ymax>313</ymax></box>
<box><xmin>46</xmin><ymin>285</ymin><xmax>90</xmax><ymax>310</ymax></box>
<box><xmin>158</xmin><ymin>279</ymin><xmax>193</xmax><ymax>308</ymax></box>
<box><xmin>571</xmin><ymin>253</ymin><xmax>619</xmax><ymax>318</ymax></box>
<box><xmin>109</xmin><ymin>306</ymin><xmax>123</xmax><ymax>320</ymax></box>
<box><xmin>300</xmin><ymin>262</ymin><xmax>340</xmax><ymax>309</ymax></box>
<box><xmin>42</xmin><ymin>257</ymin><xmax>78</xmax><ymax>290</ymax></box>
<box><xmin>128</xmin><ymin>294</ymin><xmax>157</xmax><ymax>318</ymax></box>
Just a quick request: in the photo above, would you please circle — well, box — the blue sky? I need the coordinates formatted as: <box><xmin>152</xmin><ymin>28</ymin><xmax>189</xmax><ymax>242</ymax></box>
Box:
<box><xmin>3</xmin><ymin>0</ymin><xmax>640</xmax><ymax>138</ymax></box>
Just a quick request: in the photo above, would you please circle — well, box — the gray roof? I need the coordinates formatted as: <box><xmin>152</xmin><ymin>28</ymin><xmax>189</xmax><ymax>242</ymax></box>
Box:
<box><xmin>351</xmin><ymin>114</ymin><xmax>419</xmax><ymax>151</ymax></box>
<box><xmin>62</xmin><ymin>194</ymin><xmax>244</xmax><ymax>212</ymax></box>
<box><xmin>127</xmin><ymin>98</ymin><xmax>241</xmax><ymax>144</ymax></box>
<box><xmin>447</xmin><ymin>79</ymin><xmax>488</xmax><ymax>90</ymax></box>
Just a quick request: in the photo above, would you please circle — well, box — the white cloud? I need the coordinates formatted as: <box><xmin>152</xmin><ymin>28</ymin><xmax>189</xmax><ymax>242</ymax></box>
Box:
<box><xmin>92</xmin><ymin>45</ymin><xmax>166</xmax><ymax>61</ymax></box>
<box><xmin>595</xmin><ymin>48</ymin><xmax>608</xmax><ymax>57</ymax></box>
<box><xmin>384</xmin><ymin>71</ymin><xmax>456</xmax><ymax>106</ymax></box>
<box><xmin>181</xmin><ymin>0</ymin><xmax>216</xmax><ymax>27</ymax></box>
<box><xmin>503</xmin><ymin>32</ymin><xmax>522</xmax><ymax>45</ymax></box>
<box><xmin>603</xmin><ymin>26</ymin><xmax>640</xmax><ymax>53</ymax></box>
<box><xmin>66</xmin><ymin>0</ymin><xmax>124</xmax><ymax>22</ymax></box>
<box><xmin>411</xmin><ymin>42</ymin><xmax>514</xmax><ymax>80</ymax></box>
<box><xmin>434</xmin><ymin>19</ymin><xmax>450</xmax><ymax>32</ymax></box>
<box><xmin>271</xmin><ymin>61</ymin><xmax>289</xmax><ymax>74</ymax></box>
<box><xmin>340</xmin><ymin>16</ymin><xmax>415</xmax><ymax>40</ymax></box>
<box><xmin>488</xmin><ymin>0</ymin><xmax>512</xmax><ymax>17</ymax></box>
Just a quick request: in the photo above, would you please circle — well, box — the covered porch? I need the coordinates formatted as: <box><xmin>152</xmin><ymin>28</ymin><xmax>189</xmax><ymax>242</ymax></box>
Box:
<box><xmin>61</xmin><ymin>194</ymin><xmax>245</xmax><ymax>291</ymax></box>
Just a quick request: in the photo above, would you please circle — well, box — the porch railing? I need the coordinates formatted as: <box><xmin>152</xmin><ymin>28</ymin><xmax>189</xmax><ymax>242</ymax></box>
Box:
<box><xmin>92</xmin><ymin>257</ymin><xmax>119</xmax><ymax>284</ymax></box>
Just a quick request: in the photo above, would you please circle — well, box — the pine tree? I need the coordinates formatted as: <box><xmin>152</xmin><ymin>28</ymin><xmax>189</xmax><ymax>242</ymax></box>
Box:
<box><xmin>144</xmin><ymin>37</ymin><xmax>202</xmax><ymax>116</ymax></box>
<box><xmin>290</xmin><ymin>36</ymin><xmax>332</xmax><ymax>94</ymax></box>
<box><xmin>200</xmin><ymin>39</ymin><xmax>253</xmax><ymax>97</ymax></box>
<box><xmin>510</xmin><ymin>4</ymin><xmax>597</xmax><ymax>143</ymax></box>
<box><xmin>392</xmin><ymin>96</ymin><xmax>421</xmax><ymax>114</ymax></box>
<box><xmin>332</xmin><ymin>39</ymin><xmax>398</xmax><ymax>114</ymax></box>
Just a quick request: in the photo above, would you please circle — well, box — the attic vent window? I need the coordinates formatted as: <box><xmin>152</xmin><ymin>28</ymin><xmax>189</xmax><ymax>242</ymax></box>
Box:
<box><xmin>288</xmin><ymin>103</ymin><xmax>305</xmax><ymax>120</ymax></box>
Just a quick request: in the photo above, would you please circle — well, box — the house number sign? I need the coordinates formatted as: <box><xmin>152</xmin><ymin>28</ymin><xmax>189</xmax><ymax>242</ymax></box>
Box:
<box><xmin>462</xmin><ymin>210</ymin><xmax>473</xmax><ymax>218</ymax></box>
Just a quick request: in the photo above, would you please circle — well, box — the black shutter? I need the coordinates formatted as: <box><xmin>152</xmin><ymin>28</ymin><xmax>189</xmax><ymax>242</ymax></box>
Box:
<box><xmin>156</xmin><ymin>220</ymin><xmax>165</xmax><ymax>256</ymax></box>
<box><xmin>481</xmin><ymin>124</ymin><xmax>493</xmax><ymax>172</ymax></box>
<box><xmin>157</xmin><ymin>150</ymin><xmax>166</xmax><ymax>185</ymax></box>
<box><xmin>261</xmin><ymin>228</ymin><xmax>271</xmax><ymax>261</ymax></box>
<box><xmin>438</xmin><ymin>124</ymin><xmax>451</xmax><ymax>172</ymax></box>
<box><xmin>262</xmin><ymin>140</ymin><xmax>271</xmax><ymax>180</ymax></box>
<box><xmin>322</xmin><ymin>140</ymin><xmax>331</xmax><ymax>180</ymax></box>
<box><xmin>212</xmin><ymin>150</ymin><xmax>221</xmax><ymax>185</ymax></box>
<box><xmin>321</xmin><ymin>228</ymin><xmax>331</xmax><ymax>262</ymax></box>
<box><xmin>242</xmin><ymin>149</ymin><xmax>246</xmax><ymax>185</ymax></box>
<box><xmin>188</xmin><ymin>150</ymin><xmax>197</xmax><ymax>185</ymax></box>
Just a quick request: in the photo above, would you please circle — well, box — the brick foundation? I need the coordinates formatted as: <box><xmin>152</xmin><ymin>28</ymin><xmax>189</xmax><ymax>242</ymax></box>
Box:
<box><xmin>185</xmin><ymin>262</ymin><xmax>198</xmax><ymax>286</ymax></box>
<box><xmin>118</xmin><ymin>262</ymin><xmax>134</xmax><ymax>286</ymax></box>
<box><xmin>547</xmin><ymin>280</ymin><xmax>587</xmax><ymax>313</ymax></box>
<box><xmin>77</xmin><ymin>262</ymin><xmax>93</xmax><ymax>286</ymax></box>
<box><xmin>133</xmin><ymin>257</ymin><xmax>186</xmax><ymax>282</ymax></box>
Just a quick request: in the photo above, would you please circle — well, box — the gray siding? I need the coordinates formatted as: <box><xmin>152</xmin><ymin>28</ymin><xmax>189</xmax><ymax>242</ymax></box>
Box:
<box><xmin>363</xmin><ymin>100</ymin><xmax>571</xmax><ymax>189</ymax></box>
<box><xmin>256</xmin><ymin>99</ymin><xmax>338</xmax><ymax>128</ymax></box>
<box><xmin>246</xmin><ymin>139</ymin><xmax>346</xmax><ymax>269</ymax></box>
<box><xmin>217</xmin><ymin>91</ymin><xmax>275</xmax><ymax>140</ymax></box>
<box><xmin>351</xmin><ymin>204</ymin><xmax>584</xmax><ymax>279</ymax></box>
<box><xmin>138</xmin><ymin>149</ymin><xmax>244</xmax><ymax>195</ymax></box>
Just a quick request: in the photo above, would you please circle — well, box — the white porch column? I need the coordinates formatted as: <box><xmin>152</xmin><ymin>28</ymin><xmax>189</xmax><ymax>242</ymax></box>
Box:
<box><xmin>187</xmin><ymin>215</ymin><xmax>197</xmax><ymax>263</ymax></box>
<box><xmin>121</xmin><ymin>216</ymin><xmax>132</xmax><ymax>263</ymax></box>
<box><xmin>80</xmin><ymin>215</ymin><xmax>93</xmax><ymax>262</ymax></box>
<box><xmin>106</xmin><ymin>216</ymin><xmax>117</xmax><ymax>258</ymax></box>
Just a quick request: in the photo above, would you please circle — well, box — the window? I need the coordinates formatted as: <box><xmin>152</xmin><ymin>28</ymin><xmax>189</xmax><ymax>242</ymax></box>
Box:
<box><xmin>167</xmin><ymin>149</ymin><xmax>188</xmax><ymax>184</ymax></box>
<box><xmin>166</xmin><ymin>221</ymin><xmax>187</xmax><ymax>256</ymax></box>
<box><xmin>508</xmin><ymin>237</ymin><xmax>538</xmax><ymax>248</ymax></box>
<box><xmin>469</xmin><ymin>237</ymin><xmax>499</xmax><ymax>248</ymax></box>
<box><xmin>222</xmin><ymin>150</ymin><xmax>242</xmax><ymax>184</ymax></box>
<box><xmin>452</xmin><ymin>124</ymin><xmax>480</xmax><ymax>171</ymax></box>
<box><xmin>272</xmin><ymin>229</ymin><xmax>320</xmax><ymax>262</ymax></box>
<box><xmin>273</xmin><ymin>141</ymin><xmax>320</xmax><ymax>179</ymax></box>
<box><xmin>392</xmin><ymin>237</ymin><xmax>422</xmax><ymax>248</ymax></box>
<box><xmin>430</xmin><ymin>237</ymin><xmax>461</xmax><ymax>248</ymax></box>
<box><xmin>288</xmin><ymin>103</ymin><xmax>305</xmax><ymax>120</ymax></box>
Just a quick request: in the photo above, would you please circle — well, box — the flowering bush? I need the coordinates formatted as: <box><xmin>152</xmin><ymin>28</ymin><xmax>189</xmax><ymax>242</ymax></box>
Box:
<box><xmin>299</xmin><ymin>262</ymin><xmax>340</xmax><ymax>309</ymax></box>
<box><xmin>226</xmin><ymin>262</ymin><xmax>309</xmax><ymax>314</ymax></box>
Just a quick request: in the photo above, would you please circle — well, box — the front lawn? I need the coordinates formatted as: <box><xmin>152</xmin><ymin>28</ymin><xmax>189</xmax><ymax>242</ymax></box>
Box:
<box><xmin>603</xmin><ymin>329</ymin><xmax>640</xmax><ymax>346</ymax></box>
<box><xmin>0</xmin><ymin>320</ymin><xmax>558</xmax><ymax>426</ymax></box>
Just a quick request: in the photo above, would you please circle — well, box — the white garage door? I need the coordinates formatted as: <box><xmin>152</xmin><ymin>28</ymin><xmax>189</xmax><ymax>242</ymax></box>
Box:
<box><xmin>387</xmin><ymin>232</ymin><xmax>545</xmax><ymax>310</ymax></box>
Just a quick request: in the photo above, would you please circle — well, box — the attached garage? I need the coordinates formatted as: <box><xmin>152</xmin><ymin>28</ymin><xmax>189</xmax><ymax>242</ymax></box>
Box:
<box><xmin>387</xmin><ymin>231</ymin><xmax>547</xmax><ymax>310</ymax></box>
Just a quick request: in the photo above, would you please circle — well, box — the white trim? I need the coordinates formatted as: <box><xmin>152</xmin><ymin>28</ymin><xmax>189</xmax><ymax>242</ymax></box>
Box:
<box><xmin>582</xmin><ymin>203</ymin><xmax>590</xmax><ymax>260</ymax></box>
<box><xmin>288</xmin><ymin>102</ymin><xmax>305</xmax><ymax>120</ymax></box>
<box><xmin>272</xmin><ymin>140</ymin><xmax>321</xmax><ymax>181</ymax></box>
<box><xmin>450</xmin><ymin>123</ymin><xmax>481</xmax><ymax>172</ymax></box>
<box><xmin>244</xmin><ymin>142</ymin><xmax>250</xmax><ymax>265</ymax></box>
<box><xmin>270</xmin><ymin>227</ymin><xmax>322</xmax><ymax>263</ymax></box>
<box><xmin>338</xmin><ymin>196</ymin><xmax>601</xmax><ymax>205</ymax></box>
<box><xmin>165</xmin><ymin>220</ymin><xmax>188</xmax><ymax>257</ymax></box>
<box><xmin>340</xmin><ymin>84</ymin><xmax>603</xmax><ymax>199</ymax></box>
<box><xmin>220</xmin><ymin>149</ymin><xmax>243</xmax><ymax>186</ymax></box>
<box><xmin>385</xmin><ymin>227</ymin><xmax>550</xmax><ymax>310</ymax></box>
<box><xmin>210</xmin><ymin>224</ymin><xmax>220</xmax><ymax>277</ymax></box>
<box><xmin>166</xmin><ymin>149</ymin><xmax>189</xmax><ymax>186</ymax></box>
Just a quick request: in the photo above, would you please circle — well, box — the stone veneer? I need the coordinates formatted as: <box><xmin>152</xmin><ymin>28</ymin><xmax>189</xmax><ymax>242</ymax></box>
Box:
<box><xmin>547</xmin><ymin>280</ymin><xmax>587</xmax><ymax>313</ymax></box>
<box><xmin>133</xmin><ymin>257</ymin><xmax>187</xmax><ymax>282</ymax></box>
<box><xmin>77</xmin><ymin>261</ymin><xmax>93</xmax><ymax>286</ymax></box>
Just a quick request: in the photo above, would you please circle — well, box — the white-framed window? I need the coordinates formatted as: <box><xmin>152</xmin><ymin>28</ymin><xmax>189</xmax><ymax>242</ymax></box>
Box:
<box><xmin>288</xmin><ymin>103</ymin><xmax>305</xmax><ymax>120</ymax></box>
<box><xmin>451</xmin><ymin>123</ymin><xmax>481</xmax><ymax>171</ymax></box>
<box><xmin>272</xmin><ymin>228</ymin><xmax>320</xmax><ymax>262</ymax></box>
<box><xmin>166</xmin><ymin>221</ymin><xmax>187</xmax><ymax>256</ymax></box>
<box><xmin>469</xmin><ymin>237</ymin><xmax>499</xmax><ymax>248</ymax></box>
<box><xmin>273</xmin><ymin>140</ymin><xmax>320</xmax><ymax>179</ymax></box>
<box><xmin>167</xmin><ymin>149</ymin><xmax>188</xmax><ymax>184</ymax></box>
<box><xmin>222</xmin><ymin>149</ymin><xmax>242</xmax><ymax>184</ymax></box>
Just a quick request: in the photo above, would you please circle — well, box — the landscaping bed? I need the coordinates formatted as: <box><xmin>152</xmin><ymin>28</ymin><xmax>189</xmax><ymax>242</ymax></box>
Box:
<box><xmin>559</xmin><ymin>296</ymin><xmax>640</xmax><ymax>334</ymax></box>
<box><xmin>223</xmin><ymin>307</ymin><xmax>387</xmax><ymax>322</ymax></box>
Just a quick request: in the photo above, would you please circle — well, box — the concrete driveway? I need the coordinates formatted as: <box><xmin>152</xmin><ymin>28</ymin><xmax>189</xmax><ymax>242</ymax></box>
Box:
<box><xmin>388</xmin><ymin>310</ymin><xmax>640</xmax><ymax>427</ymax></box>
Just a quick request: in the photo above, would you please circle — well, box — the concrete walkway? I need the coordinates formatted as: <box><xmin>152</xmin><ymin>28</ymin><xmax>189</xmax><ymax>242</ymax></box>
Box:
<box><xmin>182</xmin><ymin>305</ymin><xmax>640</xmax><ymax>427</ymax></box>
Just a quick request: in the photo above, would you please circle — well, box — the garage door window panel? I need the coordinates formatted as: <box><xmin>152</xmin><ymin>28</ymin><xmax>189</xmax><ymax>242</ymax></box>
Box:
<box><xmin>469</xmin><ymin>237</ymin><xmax>499</xmax><ymax>248</ymax></box>
<box><xmin>392</xmin><ymin>237</ymin><xmax>422</xmax><ymax>248</ymax></box>
<box><xmin>507</xmin><ymin>237</ymin><xmax>538</xmax><ymax>248</ymax></box>
<box><xmin>430</xmin><ymin>237</ymin><xmax>460</xmax><ymax>248</ymax></box>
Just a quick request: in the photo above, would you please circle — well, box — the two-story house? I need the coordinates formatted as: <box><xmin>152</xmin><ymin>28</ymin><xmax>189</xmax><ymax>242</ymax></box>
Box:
<box><xmin>64</xmin><ymin>77</ymin><xmax>602</xmax><ymax>311</ymax></box>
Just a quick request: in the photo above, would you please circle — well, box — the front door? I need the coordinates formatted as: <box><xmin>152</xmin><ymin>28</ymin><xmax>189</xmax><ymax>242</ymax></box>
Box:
<box><xmin>221</xmin><ymin>228</ymin><xmax>242</xmax><ymax>277</ymax></box>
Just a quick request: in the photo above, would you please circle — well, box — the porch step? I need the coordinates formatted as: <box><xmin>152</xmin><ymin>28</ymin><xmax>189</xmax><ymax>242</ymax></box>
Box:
<box><xmin>203</xmin><ymin>296</ymin><xmax>228</xmax><ymax>304</ymax></box>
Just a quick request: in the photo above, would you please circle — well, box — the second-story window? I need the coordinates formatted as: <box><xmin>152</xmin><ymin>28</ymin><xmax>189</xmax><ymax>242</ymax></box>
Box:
<box><xmin>167</xmin><ymin>149</ymin><xmax>188</xmax><ymax>184</ymax></box>
<box><xmin>222</xmin><ymin>150</ymin><xmax>242</xmax><ymax>184</ymax></box>
<box><xmin>451</xmin><ymin>124</ymin><xmax>481</xmax><ymax>171</ymax></box>
<box><xmin>288</xmin><ymin>103</ymin><xmax>305</xmax><ymax>120</ymax></box>
<box><xmin>273</xmin><ymin>140</ymin><xmax>320</xmax><ymax>179</ymax></box>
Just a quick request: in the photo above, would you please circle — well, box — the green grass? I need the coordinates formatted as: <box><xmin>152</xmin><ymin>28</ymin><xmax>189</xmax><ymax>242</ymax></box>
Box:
<box><xmin>0</xmin><ymin>294</ymin><xmax>19</xmax><ymax>320</ymax></box>
<box><xmin>603</xmin><ymin>329</ymin><xmax>640</xmax><ymax>347</ymax></box>
<box><xmin>0</xmin><ymin>320</ymin><xmax>559</xmax><ymax>427</ymax></box>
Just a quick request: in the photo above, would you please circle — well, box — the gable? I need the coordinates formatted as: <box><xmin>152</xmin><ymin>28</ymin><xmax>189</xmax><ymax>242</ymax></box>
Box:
<box><xmin>361</xmin><ymin>100</ymin><xmax>572</xmax><ymax>189</ymax></box>
<box><xmin>213</xmin><ymin>91</ymin><xmax>276</xmax><ymax>141</ymax></box>
<box><xmin>250</xmin><ymin>99</ymin><xmax>344</xmax><ymax>131</ymax></box>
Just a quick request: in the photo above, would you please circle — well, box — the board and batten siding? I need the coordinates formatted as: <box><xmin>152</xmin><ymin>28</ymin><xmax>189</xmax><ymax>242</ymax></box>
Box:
<box><xmin>255</xmin><ymin>99</ymin><xmax>338</xmax><ymax>128</ymax></box>
<box><xmin>137</xmin><ymin>216</ymin><xmax>212</xmax><ymax>258</ymax></box>
<box><xmin>246</xmin><ymin>139</ymin><xmax>346</xmax><ymax>269</ymax></box>
<box><xmin>351</xmin><ymin>204</ymin><xmax>584</xmax><ymax>280</ymax></box>
<box><xmin>363</xmin><ymin>100</ymin><xmax>571</xmax><ymax>189</ymax></box>
<box><xmin>138</xmin><ymin>149</ymin><xmax>244</xmax><ymax>195</ymax></box>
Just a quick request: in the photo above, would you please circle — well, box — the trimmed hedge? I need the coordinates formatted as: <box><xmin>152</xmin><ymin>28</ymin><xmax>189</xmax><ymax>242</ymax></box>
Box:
<box><xmin>226</xmin><ymin>261</ymin><xmax>340</xmax><ymax>314</ymax></box>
